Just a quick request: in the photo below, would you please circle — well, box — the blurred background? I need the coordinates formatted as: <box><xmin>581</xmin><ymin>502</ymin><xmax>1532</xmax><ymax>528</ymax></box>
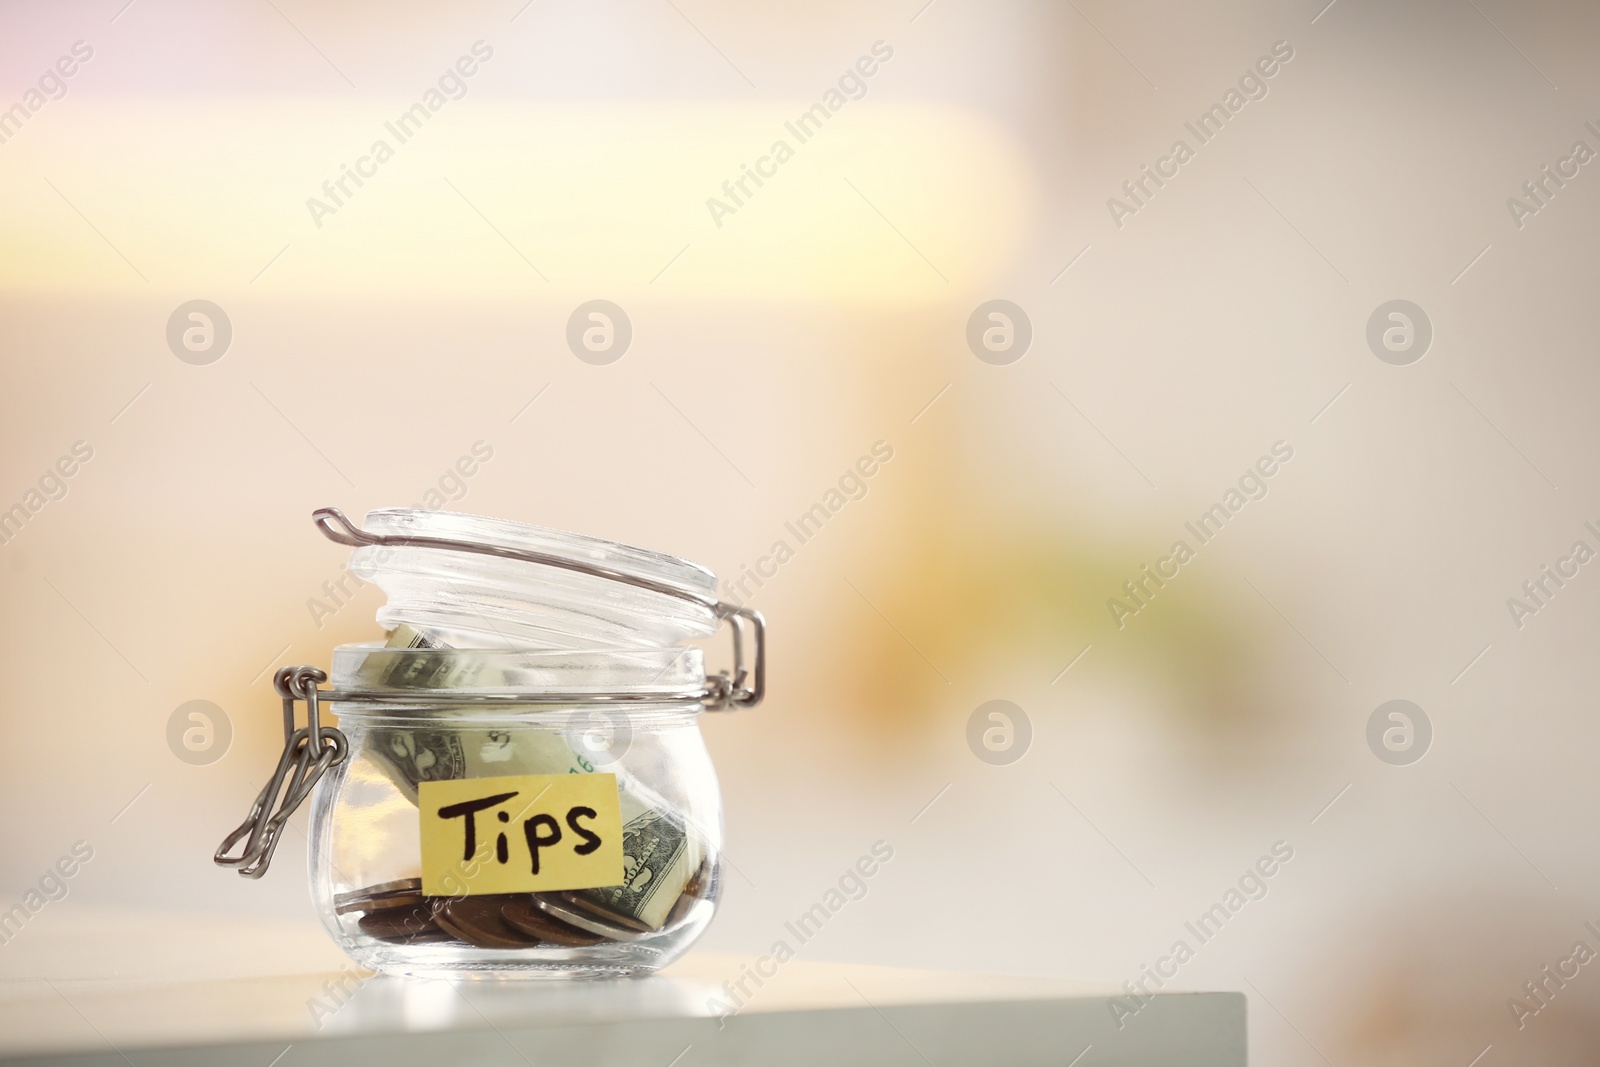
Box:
<box><xmin>3</xmin><ymin>0</ymin><xmax>1600</xmax><ymax>1061</ymax></box>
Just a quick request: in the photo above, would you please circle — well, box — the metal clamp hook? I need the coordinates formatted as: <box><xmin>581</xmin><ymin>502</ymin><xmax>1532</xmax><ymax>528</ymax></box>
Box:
<box><xmin>214</xmin><ymin>666</ymin><xmax>347</xmax><ymax>879</ymax></box>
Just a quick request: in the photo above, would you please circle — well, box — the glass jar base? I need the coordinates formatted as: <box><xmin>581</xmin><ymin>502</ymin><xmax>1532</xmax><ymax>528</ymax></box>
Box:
<box><xmin>336</xmin><ymin>932</ymin><xmax>693</xmax><ymax>981</ymax></box>
<box><xmin>364</xmin><ymin>960</ymin><xmax>660</xmax><ymax>981</ymax></box>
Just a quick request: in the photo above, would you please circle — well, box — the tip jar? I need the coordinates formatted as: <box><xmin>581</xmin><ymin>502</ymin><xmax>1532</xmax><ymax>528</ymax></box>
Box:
<box><xmin>215</xmin><ymin>507</ymin><xmax>764</xmax><ymax>980</ymax></box>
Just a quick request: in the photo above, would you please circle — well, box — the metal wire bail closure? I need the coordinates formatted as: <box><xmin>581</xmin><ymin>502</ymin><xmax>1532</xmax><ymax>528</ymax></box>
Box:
<box><xmin>216</xmin><ymin>507</ymin><xmax>765</xmax><ymax>878</ymax></box>
<box><xmin>310</xmin><ymin>506</ymin><xmax>764</xmax><ymax>709</ymax></box>
<box><xmin>214</xmin><ymin>666</ymin><xmax>348</xmax><ymax>879</ymax></box>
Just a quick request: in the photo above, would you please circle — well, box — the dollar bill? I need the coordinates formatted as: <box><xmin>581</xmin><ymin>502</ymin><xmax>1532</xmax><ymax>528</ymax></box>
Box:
<box><xmin>585</xmin><ymin>806</ymin><xmax>689</xmax><ymax>925</ymax></box>
<box><xmin>356</xmin><ymin>625</ymin><xmax>699</xmax><ymax>929</ymax></box>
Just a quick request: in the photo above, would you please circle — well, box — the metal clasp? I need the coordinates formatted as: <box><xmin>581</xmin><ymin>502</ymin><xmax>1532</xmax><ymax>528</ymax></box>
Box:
<box><xmin>710</xmin><ymin>604</ymin><xmax>765</xmax><ymax>710</ymax></box>
<box><xmin>214</xmin><ymin>666</ymin><xmax>348</xmax><ymax>879</ymax></box>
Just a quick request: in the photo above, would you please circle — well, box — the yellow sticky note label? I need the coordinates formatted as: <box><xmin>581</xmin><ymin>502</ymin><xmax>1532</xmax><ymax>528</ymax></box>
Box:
<box><xmin>418</xmin><ymin>774</ymin><xmax>624</xmax><ymax>897</ymax></box>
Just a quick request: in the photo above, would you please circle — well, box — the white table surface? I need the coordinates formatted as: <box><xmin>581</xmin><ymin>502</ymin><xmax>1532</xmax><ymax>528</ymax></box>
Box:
<box><xmin>0</xmin><ymin>909</ymin><xmax>1245</xmax><ymax>1065</ymax></box>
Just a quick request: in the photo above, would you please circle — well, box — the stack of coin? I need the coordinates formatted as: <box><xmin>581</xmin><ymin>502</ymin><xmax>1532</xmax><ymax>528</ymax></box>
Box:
<box><xmin>332</xmin><ymin>859</ymin><xmax>716</xmax><ymax>951</ymax></box>
<box><xmin>334</xmin><ymin>879</ymin><xmax>452</xmax><ymax>945</ymax></box>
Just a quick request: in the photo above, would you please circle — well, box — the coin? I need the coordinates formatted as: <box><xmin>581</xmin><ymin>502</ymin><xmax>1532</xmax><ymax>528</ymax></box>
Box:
<box><xmin>533</xmin><ymin>895</ymin><xmax>651</xmax><ymax>942</ymax></box>
<box><xmin>357</xmin><ymin>904</ymin><xmax>439</xmax><ymax>939</ymax></box>
<box><xmin>664</xmin><ymin>886</ymin><xmax>698</xmax><ymax>929</ymax></box>
<box><xmin>434</xmin><ymin>895</ymin><xmax>543</xmax><ymax>949</ymax></box>
<box><xmin>660</xmin><ymin>855</ymin><xmax>716</xmax><ymax>929</ymax></box>
<box><xmin>501</xmin><ymin>900</ymin><xmax>608</xmax><ymax>946</ymax></box>
<box><xmin>340</xmin><ymin>891</ymin><xmax>426</xmax><ymax>916</ymax></box>
<box><xmin>335</xmin><ymin>878</ymin><xmax>424</xmax><ymax>915</ymax></box>
<box><xmin>682</xmin><ymin>855</ymin><xmax>715</xmax><ymax>901</ymax></box>
<box><xmin>336</xmin><ymin>878</ymin><xmax>421</xmax><ymax>903</ymax></box>
<box><xmin>560</xmin><ymin>892</ymin><xmax>651</xmax><ymax>933</ymax></box>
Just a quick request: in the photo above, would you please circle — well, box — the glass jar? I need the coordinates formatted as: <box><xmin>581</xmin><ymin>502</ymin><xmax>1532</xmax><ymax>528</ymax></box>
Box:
<box><xmin>216</xmin><ymin>507</ymin><xmax>763</xmax><ymax>981</ymax></box>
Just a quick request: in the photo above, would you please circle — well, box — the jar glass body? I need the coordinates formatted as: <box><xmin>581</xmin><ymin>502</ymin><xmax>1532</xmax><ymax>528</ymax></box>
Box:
<box><xmin>307</xmin><ymin>648</ymin><xmax>724</xmax><ymax>979</ymax></box>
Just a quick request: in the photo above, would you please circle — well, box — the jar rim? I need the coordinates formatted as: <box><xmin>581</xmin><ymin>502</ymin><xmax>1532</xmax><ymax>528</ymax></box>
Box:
<box><xmin>330</xmin><ymin>642</ymin><xmax>707</xmax><ymax>698</ymax></box>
